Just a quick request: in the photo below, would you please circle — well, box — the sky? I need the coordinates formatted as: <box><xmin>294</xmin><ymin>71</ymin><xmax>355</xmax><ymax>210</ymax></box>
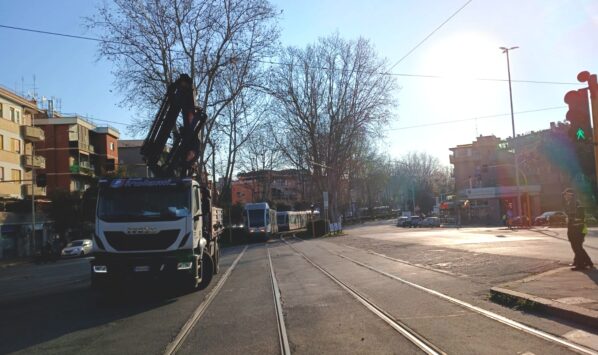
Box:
<box><xmin>1</xmin><ymin>0</ymin><xmax>597</xmax><ymax>166</ymax></box>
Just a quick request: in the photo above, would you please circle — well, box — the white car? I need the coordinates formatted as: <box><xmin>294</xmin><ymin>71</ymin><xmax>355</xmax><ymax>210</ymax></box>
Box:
<box><xmin>61</xmin><ymin>239</ymin><xmax>93</xmax><ymax>257</ymax></box>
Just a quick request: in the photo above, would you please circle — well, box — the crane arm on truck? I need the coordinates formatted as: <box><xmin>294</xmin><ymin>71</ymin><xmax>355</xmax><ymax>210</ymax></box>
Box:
<box><xmin>140</xmin><ymin>74</ymin><xmax>208</xmax><ymax>178</ymax></box>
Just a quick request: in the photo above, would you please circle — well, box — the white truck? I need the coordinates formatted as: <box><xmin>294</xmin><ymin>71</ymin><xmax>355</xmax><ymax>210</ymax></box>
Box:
<box><xmin>91</xmin><ymin>178</ymin><xmax>222</xmax><ymax>290</ymax></box>
<box><xmin>91</xmin><ymin>74</ymin><xmax>222</xmax><ymax>291</ymax></box>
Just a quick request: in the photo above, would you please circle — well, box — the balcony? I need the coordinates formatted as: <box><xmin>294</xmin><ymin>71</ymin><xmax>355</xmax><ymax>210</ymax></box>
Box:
<box><xmin>0</xmin><ymin>182</ymin><xmax>21</xmax><ymax>198</ymax></box>
<box><xmin>69</xmin><ymin>140</ymin><xmax>92</xmax><ymax>153</ymax></box>
<box><xmin>69</xmin><ymin>163</ymin><xmax>95</xmax><ymax>176</ymax></box>
<box><xmin>21</xmin><ymin>155</ymin><xmax>46</xmax><ymax>169</ymax></box>
<box><xmin>22</xmin><ymin>184</ymin><xmax>46</xmax><ymax>197</ymax></box>
<box><xmin>21</xmin><ymin>126</ymin><xmax>45</xmax><ymax>142</ymax></box>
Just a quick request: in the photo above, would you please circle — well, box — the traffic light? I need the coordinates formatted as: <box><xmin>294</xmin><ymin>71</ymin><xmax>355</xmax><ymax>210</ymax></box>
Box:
<box><xmin>35</xmin><ymin>173</ymin><xmax>47</xmax><ymax>187</ymax></box>
<box><xmin>564</xmin><ymin>88</ymin><xmax>591</xmax><ymax>143</ymax></box>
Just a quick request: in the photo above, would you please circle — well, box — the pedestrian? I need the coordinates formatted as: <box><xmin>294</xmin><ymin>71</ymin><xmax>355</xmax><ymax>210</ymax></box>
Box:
<box><xmin>506</xmin><ymin>206</ymin><xmax>513</xmax><ymax>230</ymax></box>
<box><xmin>563</xmin><ymin>188</ymin><xmax>594</xmax><ymax>270</ymax></box>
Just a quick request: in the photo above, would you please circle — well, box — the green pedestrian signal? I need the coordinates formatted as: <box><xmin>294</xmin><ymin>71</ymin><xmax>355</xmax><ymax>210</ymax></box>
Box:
<box><xmin>577</xmin><ymin>128</ymin><xmax>586</xmax><ymax>140</ymax></box>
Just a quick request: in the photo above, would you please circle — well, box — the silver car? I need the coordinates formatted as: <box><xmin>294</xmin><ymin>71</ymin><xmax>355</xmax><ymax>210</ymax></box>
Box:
<box><xmin>420</xmin><ymin>217</ymin><xmax>441</xmax><ymax>227</ymax></box>
<box><xmin>61</xmin><ymin>239</ymin><xmax>93</xmax><ymax>257</ymax></box>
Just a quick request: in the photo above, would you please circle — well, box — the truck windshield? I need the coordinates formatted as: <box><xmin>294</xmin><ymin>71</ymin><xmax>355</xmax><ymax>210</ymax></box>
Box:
<box><xmin>98</xmin><ymin>186</ymin><xmax>190</xmax><ymax>222</ymax></box>
<box><xmin>247</xmin><ymin>210</ymin><xmax>265</xmax><ymax>227</ymax></box>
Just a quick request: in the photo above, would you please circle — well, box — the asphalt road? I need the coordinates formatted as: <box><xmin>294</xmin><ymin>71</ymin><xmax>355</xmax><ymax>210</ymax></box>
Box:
<box><xmin>1</xmin><ymin>222</ymin><xmax>597</xmax><ymax>354</ymax></box>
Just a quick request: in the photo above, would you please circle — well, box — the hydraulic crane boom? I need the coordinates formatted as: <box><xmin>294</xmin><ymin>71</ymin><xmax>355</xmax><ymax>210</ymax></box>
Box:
<box><xmin>141</xmin><ymin>74</ymin><xmax>207</xmax><ymax>178</ymax></box>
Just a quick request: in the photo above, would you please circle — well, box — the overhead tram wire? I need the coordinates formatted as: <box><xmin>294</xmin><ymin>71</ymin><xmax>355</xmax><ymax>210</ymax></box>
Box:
<box><xmin>0</xmin><ymin>24</ymin><xmax>582</xmax><ymax>86</ymax></box>
<box><xmin>388</xmin><ymin>106</ymin><xmax>566</xmax><ymax>131</ymax></box>
<box><xmin>388</xmin><ymin>0</ymin><xmax>473</xmax><ymax>71</ymax></box>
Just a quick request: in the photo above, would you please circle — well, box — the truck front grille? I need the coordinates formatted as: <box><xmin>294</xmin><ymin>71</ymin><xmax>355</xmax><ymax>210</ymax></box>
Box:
<box><xmin>104</xmin><ymin>229</ymin><xmax>180</xmax><ymax>251</ymax></box>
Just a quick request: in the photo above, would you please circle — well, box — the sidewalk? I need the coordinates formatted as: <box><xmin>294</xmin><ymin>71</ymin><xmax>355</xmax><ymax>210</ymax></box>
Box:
<box><xmin>0</xmin><ymin>257</ymin><xmax>32</xmax><ymax>269</ymax></box>
<box><xmin>491</xmin><ymin>266</ymin><xmax>598</xmax><ymax>328</ymax></box>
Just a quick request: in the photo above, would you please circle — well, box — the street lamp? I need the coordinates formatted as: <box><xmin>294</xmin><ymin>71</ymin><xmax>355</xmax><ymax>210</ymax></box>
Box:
<box><xmin>500</xmin><ymin>46</ymin><xmax>522</xmax><ymax>220</ymax></box>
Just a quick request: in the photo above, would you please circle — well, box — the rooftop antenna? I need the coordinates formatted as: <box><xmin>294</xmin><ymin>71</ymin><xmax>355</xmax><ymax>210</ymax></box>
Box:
<box><xmin>32</xmin><ymin>74</ymin><xmax>38</xmax><ymax>100</ymax></box>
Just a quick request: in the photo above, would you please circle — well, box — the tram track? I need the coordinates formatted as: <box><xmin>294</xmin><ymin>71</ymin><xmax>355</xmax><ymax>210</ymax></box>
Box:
<box><xmin>163</xmin><ymin>245</ymin><xmax>248</xmax><ymax>355</ymax></box>
<box><xmin>280</xmin><ymin>238</ymin><xmax>445</xmax><ymax>355</ymax></box>
<box><xmin>287</xmin><ymin>236</ymin><xmax>598</xmax><ymax>355</ymax></box>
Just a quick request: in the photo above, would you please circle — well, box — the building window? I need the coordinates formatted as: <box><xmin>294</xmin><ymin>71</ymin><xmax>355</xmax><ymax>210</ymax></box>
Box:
<box><xmin>11</xmin><ymin>139</ymin><xmax>20</xmax><ymax>153</ymax></box>
<box><xmin>16</xmin><ymin>111</ymin><xmax>20</xmax><ymax>124</ymax></box>
<box><xmin>0</xmin><ymin>167</ymin><xmax>4</xmax><ymax>181</ymax></box>
<box><xmin>10</xmin><ymin>107</ymin><xmax>15</xmax><ymax>122</ymax></box>
<box><xmin>0</xmin><ymin>103</ymin><xmax>3</xmax><ymax>118</ymax></box>
<box><xmin>110</xmin><ymin>142</ymin><xmax>115</xmax><ymax>151</ymax></box>
<box><xmin>11</xmin><ymin>169</ymin><xmax>21</xmax><ymax>184</ymax></box>
<box><xmin>0</xmin><ymin>135</ymin><xmax>3</xmax><ymax>150</ymax></box>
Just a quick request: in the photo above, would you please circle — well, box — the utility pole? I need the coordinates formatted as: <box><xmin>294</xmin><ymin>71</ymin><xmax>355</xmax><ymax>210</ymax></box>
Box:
<box><xmin>500</xmin><ymin>46</ymin><xmax>523</xmax><ymax>220</ymax></box>
<box><xmin>31</xmin><ymin>126</ymin><xmax>36</xmax><ymax>255</ymax></box>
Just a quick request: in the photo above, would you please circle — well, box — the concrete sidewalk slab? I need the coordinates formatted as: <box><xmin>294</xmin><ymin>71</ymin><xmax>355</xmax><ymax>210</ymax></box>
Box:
<box><xmin>491</xmin><ymin>266</ymin><xmax>598</xmax><ymax>329</ymax></box>
<box><xmin>0</xmin><ymin>258</ymin><xmax>32</xmax><ymax>269</ymax></box>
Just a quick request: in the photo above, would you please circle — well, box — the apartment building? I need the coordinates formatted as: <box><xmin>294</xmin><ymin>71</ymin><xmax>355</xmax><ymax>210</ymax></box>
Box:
<box><xmin>449</xmin><ymin>123</ymin><xmax>582</xmax><ymax>224</ymax></box>
<box><xmin>0</xmin><ymin>86</ymin><xmax>47</xmax><ymax>258</ymax></box>
<box><xmin>0</xmin><ymin>86</ymin><xmax>46</xmax><ymax>200</ymax></box>
<box><xmin>118</xmin><ymin>139</ymin><xmax>150</xmax><ymax>177</ymax></box>
<box><xmin>35</xmin><ymin>115</ymin><xmax>120</xmax><ymax>194</ymax></box>
<box><xmin>232</xmin><ymin>169</ymin><xmax>310</xmax><ymax>207</ymax></box>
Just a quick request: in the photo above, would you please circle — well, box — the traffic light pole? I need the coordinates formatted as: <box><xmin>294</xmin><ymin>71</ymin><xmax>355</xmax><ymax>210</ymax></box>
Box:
<box><xmin>31</xmin><ymin>136</ymin><xmax>36</xmax><ymax>255</ymax></box>
<box><xmin>578</xmin><ymin>72</ymin><xmax>598</xmax><ymax>190</ymax></box>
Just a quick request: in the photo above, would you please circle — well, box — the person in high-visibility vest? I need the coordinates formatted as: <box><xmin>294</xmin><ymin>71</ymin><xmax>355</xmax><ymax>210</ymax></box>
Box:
<box><xmin>563</xmin><ymin>188</ymin><xmax>594</xmax><ymax>270</ymax></box>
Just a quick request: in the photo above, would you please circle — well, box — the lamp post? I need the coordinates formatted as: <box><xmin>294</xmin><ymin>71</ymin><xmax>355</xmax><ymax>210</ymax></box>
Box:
<box><xmin>500</xmin><ymin>46</ymin><xmax>522</xmax><ymax>220</ymax></box>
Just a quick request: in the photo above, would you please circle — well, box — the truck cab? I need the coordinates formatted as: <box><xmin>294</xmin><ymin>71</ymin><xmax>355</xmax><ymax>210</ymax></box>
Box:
<box><xmin>91</xmin><ymin>177</ymin><xmax>220</xmax><ymax>291</ymax></box>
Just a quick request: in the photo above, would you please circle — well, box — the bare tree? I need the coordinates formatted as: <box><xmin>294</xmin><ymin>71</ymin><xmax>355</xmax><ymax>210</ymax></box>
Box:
<box><xmin>268</xmin><ymin>33</ymin><xmax>398</xmax><ymax>222</ymax></box>
<box><xmin>237</xmin><ymin>123</ymin><xmax>286</xmax><ymax>202</ymax></box>
<box><xmin>87</xmin><ymin>0</ymin><xmax>280</xmax><ymax>172</ymax></box>
<box><xmin>394</xmin><ymin>152</ymin><xmax>451</xmax><ymax>213</ymax></box>
<box><xmin>211</xmin><ymin>88</ymin><xmax>267</xmax><ymax>205</ymax></box>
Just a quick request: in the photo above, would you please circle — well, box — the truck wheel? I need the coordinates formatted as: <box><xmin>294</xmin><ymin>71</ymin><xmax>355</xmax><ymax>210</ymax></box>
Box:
<box><xmin>198</xmin><ymin>252</ymin><xmax>214</xmax><ymax>290</ymax></box>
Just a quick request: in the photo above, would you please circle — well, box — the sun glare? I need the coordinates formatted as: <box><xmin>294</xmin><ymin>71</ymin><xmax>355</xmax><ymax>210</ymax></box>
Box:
<box><xmin>420</xmin><ymin>32</ymin><xmax>507</xmax><ymax>124</ymax></box>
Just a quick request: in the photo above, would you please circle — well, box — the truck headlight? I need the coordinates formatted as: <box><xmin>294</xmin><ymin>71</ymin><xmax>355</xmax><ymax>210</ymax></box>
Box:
<box><xmin>93</xmin><ymin>265</ymin><xmax>108</xmax><ymax>273</ymax></box>
<box><xmin>177</xmin><ymin>262</ymin><xmax>193</xmax><ymax>270</ymax></box>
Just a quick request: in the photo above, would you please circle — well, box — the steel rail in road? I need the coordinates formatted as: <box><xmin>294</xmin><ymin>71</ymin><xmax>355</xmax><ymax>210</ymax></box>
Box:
<box><xmin>326</xmin><ymin>246</ymin><xmax>598</xmax><ymax>355</ymax></box>
<box><xmin>163</xmin><ymin>245</ymin><xmax>248</xmax><ymax>355</ymax></box>
<box><xmin>281</xmin><ymin>238</ymin><xmax>445</xmax><ymax>355</ymax></box>
<box><xmin>267</xmin><ymin>247</ymin><xmax>291</xmax><ymax>355</ymax></box>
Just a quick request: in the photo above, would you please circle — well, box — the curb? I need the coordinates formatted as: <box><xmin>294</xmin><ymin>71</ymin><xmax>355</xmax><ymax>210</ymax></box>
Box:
<box><xmin>490</xmin><ymin>286</ymin><xmax>598</xmax><ymax>329</ymax></box>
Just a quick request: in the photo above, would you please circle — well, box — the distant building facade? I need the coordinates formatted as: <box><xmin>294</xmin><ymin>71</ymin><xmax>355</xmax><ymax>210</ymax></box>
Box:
<box><xmin>231</xmin><ymin>169</ymin><xmax>310</xmax><ymax>208</ymax></box>
<box><xmin>118</xmin><ymin>139</ymin><xmax>150</xmax><ymax>177</ymax></box>
<box><xmin>449</xmin><ymin>122</ymin><xmax>582</xmax><ymax>224</ymax></box>
<box><xmin>35</xmin><ymin>115</ymin><xmax>119</xmax><ymax>194</ymax></box>
<box><xmin>0</xmin><ymin>86</ymin><xmax>46</xmax><ymax>200</ymax></box>
<box><xmin>449</xmin><ymin>135</ymin><xmax>541</xmax><ymax>224</ymax></box>
<box><xmin>0</xmin><ymin>86</ymin><xmax>49</xmax><ymax>258</ymax></box>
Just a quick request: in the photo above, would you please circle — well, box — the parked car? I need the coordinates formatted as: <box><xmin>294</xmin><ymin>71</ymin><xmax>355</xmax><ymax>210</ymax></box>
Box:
<box><xmin>510</xmin><ymin>215</ymin><xmax>531</xmax><ymax>227</ymax></box>
<box><xmin>61</xmin><ymin>239</ymin><xmax>93</xmax><ymax>257</ymax></box>
<box><xmin>403</xmin><ymin>216</ymin><xmax>422</xmax><ymax>228</ymax></box>
<box><xmin>533</xmin><ymin>211</ymin><xmax>567</xmax><ymax>227</ymax></box>
<box><xmin>397</xmin><ymin>216</ymin><xmax>410</xmax><ymax>227</ymax></box>
<box><xmin>420</xmin><ymin>216</ymin><xmax>440</xmax><ymax>227</ymax></box>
